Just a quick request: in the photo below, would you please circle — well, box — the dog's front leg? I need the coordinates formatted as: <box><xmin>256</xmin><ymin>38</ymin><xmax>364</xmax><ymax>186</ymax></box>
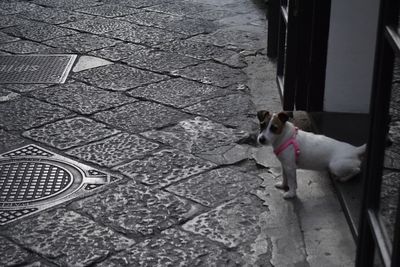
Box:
<box><xmin>275</xmin><ymin>163</ymin><xmax>289</xmax><ymax>191</ymax></box>
<box><xmin>282</xmin><ymin>166</ymin><xmax>297</xmax><ymax>199</ymax></box>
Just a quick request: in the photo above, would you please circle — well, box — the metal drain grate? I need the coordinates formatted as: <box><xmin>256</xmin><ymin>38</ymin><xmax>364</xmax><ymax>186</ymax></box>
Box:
<box><xmin>0</xmin><ymin>55</ymin><xmax>77</xmax><ymax>84</ymax></box>
<box><xmin>0</xmin><ymin>161</ymin><xmax>73</xmax><ymax>203</ymax></box>
<box><xmin>0</xmin><ymin>145</ymin><xmax>117</xmax><ymax>225</ymax></box>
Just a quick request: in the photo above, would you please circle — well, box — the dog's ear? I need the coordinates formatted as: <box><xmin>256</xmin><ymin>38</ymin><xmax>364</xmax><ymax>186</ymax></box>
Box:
<box><xmin>257</xmin><ymin>110</ymin><xmax>269</xmax><ymax>122</ymax></box>
<box><xmin>277</xmin><ymin>112</ymin><xmax>289</xmax><ymax>123</ymax></box>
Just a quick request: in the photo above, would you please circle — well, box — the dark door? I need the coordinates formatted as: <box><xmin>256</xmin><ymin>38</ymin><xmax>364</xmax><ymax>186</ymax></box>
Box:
<box><xmin>356</xmin><ymin>0</ymin><xmax>400</xmax><ymax>266</ymax></box>
<box><xmin>276</xmin><ymin>0</ymin><xmax>298</xmax><ymax>110</ymax></box>
<box><xmin>271</xmin><ymin>0</ymin><xmax>330</xmax><ymax>111</ymax></box>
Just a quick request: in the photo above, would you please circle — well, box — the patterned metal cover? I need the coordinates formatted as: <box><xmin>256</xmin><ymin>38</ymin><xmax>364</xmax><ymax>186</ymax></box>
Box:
<box><xmin>0</xmin><ymin>144</ymin><xmax>115</xmax><ymax>225</ymax></box>
<box><xmin>0</xmin><ymin>55</ymin><xmax>76</xmax><ymax>84</ymax></box>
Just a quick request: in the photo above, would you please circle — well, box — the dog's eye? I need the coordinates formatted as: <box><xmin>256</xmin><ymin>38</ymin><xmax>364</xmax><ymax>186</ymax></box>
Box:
<box><xmin>270</xmin><ymin>125</ymin><xmax>278</xmax><ymax>133</ymax></box>
<box><xmin>260</xmin><ymin>122</ymin><xmax>267</xmax><ymax>131</ymax></box>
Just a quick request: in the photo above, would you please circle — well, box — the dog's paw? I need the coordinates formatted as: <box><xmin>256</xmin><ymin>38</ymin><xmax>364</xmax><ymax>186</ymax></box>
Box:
<box><xmin>283</xmin><ymin>191</ymin><xmax>296</xmax><ymax>199</ymax></box>
<box><xmin>275</xmin><ymin>182</ymin><xmax>289</xmax><ymax>191</ymax></box>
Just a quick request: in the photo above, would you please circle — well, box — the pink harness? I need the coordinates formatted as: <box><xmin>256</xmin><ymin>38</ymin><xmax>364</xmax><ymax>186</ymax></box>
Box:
<box><xmin>274</xmin><ymin>127</ymin><xmax>300</xmax><ymax>161</ymax></box>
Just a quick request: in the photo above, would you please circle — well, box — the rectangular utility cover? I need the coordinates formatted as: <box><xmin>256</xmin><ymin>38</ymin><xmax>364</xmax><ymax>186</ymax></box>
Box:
<box><xmin>0</xmin><ymin>54</ymin><xmax>77</xmax><ymax>84</ymax></box>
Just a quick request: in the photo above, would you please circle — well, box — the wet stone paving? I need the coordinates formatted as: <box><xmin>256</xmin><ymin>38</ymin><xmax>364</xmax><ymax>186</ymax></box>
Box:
<box><xmin>28</xmin><ymin>81</ymin><xmax>137</xmax><ymax>115</ymax></box>
<box><xmin>0</xmin><ymin>0</ymin><xmax>347</xmax><ymax>266</ymax></box>
<box><xmin>127</xmin><ymin>78</ymin><xmax>232</xmax><ymax>108</ymax></box>
<box><xmin>0</xmin><ymin>39</ymin><xmax>72</xmax><ymax>54</ymax></box>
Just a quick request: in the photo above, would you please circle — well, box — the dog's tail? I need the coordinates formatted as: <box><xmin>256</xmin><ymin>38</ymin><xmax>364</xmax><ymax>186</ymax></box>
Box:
<box><xmin>356</xmin><ymin>144</ymin><xmax>367</xmax><ymax>159</ymax></box>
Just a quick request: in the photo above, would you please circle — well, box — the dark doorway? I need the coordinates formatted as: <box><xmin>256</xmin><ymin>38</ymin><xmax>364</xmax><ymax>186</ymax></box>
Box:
<box><xmin>356</xmin><ymin>0</ymin><xmax>400</xmax><ymax>266</ymax></box>
<box><xmin>268</xmin><ymin>0</ymin><xmax>330</xmax><ymax>112</ymax></box>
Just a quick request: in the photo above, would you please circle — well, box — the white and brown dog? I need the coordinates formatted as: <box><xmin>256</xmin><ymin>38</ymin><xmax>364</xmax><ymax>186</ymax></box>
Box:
<box><xmin>257</xmin><ymin>110</ymin><xmax>366</xmax><ymax>199</ymax></box>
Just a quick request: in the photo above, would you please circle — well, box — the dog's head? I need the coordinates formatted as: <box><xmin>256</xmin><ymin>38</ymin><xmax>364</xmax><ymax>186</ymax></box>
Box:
<box><xmin>257</xmin><ymin>110</ymin><xmax>289</xmax><ymax>145</ymax></box>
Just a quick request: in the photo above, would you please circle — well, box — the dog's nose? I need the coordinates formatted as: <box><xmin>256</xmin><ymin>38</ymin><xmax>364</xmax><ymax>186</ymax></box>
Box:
<box><xmin>258</xmin><ymin>135</ymin><xmax>266</xmax><ymax>144</ymax></box>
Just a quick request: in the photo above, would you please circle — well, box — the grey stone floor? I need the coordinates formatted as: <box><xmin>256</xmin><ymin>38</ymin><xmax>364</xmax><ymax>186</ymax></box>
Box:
<box><xmin>0</xmin><ymin>0</ymin><xmax>355</xmax><ymax>266</ymax></box>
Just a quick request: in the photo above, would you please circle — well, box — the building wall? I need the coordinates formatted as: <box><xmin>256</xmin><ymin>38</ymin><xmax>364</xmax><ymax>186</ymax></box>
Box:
<box><xmin>323</xmin><ymin>0</ymin><xmax>380</xmax><ymax>113</ymax></box>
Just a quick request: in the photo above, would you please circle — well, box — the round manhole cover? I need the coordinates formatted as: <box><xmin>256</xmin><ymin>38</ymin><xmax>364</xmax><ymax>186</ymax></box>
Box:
<box><xmin>0</xmin><ymin>160</ymin><xmax>74</xmax><ymax>203</ymax></box>
<box><xmin>0</xmin><ymin>144</ymin><xmax>111</xmax><ymax>225</ymax></box>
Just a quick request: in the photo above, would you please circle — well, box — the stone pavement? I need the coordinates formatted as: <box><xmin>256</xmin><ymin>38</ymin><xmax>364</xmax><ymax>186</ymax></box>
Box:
<box><xmin>0</xmin><ymin>0</ymin><xmax>355</xmax><ymax>266</ymax></box>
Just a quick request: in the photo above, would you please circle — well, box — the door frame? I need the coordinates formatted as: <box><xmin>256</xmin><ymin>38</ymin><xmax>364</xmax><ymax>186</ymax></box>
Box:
<box><xmin>356</xmin><ymin>0</ymin><xmax>400</xmax><ymax>266</ymax></box>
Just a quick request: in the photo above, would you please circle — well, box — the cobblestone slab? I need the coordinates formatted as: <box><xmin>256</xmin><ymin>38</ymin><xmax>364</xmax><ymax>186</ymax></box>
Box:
<box><xmin>0</xmin><ymin>236</ymin><xmax>31</xmax><ymax>266</ymax></box>
<box><xmin>0</xmin><ymin>40</ymin><xmax>72</xmax><ymax>54</ymax></box>
<box><xmin>172</xmin><ymin>62</ymin><xmax>247</xmax><ymax>88</ymax></box>
<box><xmin>386</xmin><ymin>100</ymin><xmax>400</xmax><ymax>170</ymax></box>
<box><xmin>380</xmin><ymin>172</ymin><xmax>400</xmax><ymax>242</ymax></box>
<box><xmin>0</xmin><ymin>129</ymin><xmax>26</xmax><ymax>153</ymax></box>
<box><xmin>22</xmin><ymin>261</ymin><xmax>54</xmax><ymax>267</ymax></box>
<box><xmin>66</xmin><ymin>132</ymin><xmax>160</xmax><ymax>167</ymax></box>
<box><xmin>118</xmin><ymin>10</ymin><xmax>182</xmax><ymax>29</ymax></box>
<box><xmin>389</xmin><ymin>120</ymin><xmax>400</xmax><ymax>144</ymax></box>
<box><xmin>4</xmin><ymin>209</ymin><xmax>135</xmax><ymax>267</ymax></box>
<box><xmin>103</xmin><ymin>24</ymin><xmax>186</xmax><ymax>47</ymax></box>
<box><xmin>3</xmin><ymin>22</ymin><xmax>77</xmax><ymax>42</ymax></box>
<box><xmin>183</xmin><ymin>193</ymin><xmax>296</xmax><ymax>266</ymax></box>
<box><xmin>93</xmin><ymin>101</ymin><xmax>190</xmax><ymax>133</ymax></box>
<box><xmin>188</xmin><ymin>0</ymin><xmax>246</xmax><ymax>5</ymax></box>
<box><xmin>71</xmin><ymin>55</ymin><xmax>112</xmax><ymax>73</ymax></box>
<box><xmin>191</xmin><ymin>9</ymin><xmax>238</xmax><ymax>21</ymax></box>
<box><xmin>122</xmin><ymin>49</ymin><xmax>201</xmax><ymax>73</ymax></box>
<box><xmin>182</xmin><ymin>195</ymin><xmax>273</xmax><ymax>265</ymax></box>
<box><xmin>251</xmin><ymin>146</ymin><xmax>282</xmax><ymax>168</ymax></box>
<box><xmin>159</xmin><ymin>39</ymin><xmax>239</xmax><ymax>61</ymax></box>
<box><xmin>188</xmin><ymin>27</ymin><xmax>264</xmax><ymax>51</ymax></box>
<box><xmin>73</xmin><ymin>64</ymin><xmax>167</xmax><ymax>91</ymax></box>
<box><xmin>18</xmin><ymin>6</ymin><xmax>94</xmax><ymax>24</ymax></box>
<box><xmin>31</xmin><ymin>0</ymin><xmax>101</xmax><ymax>10</ymax></box>
<box><xmin>392</xmin><ymin>57</ymin><xmax>400</xmax><ymax>82</ymax></box>
<box><xmin>0</xmin><ymin>88</ymin><xmax>19</xmax><ymax>102</ymax></box>
<box><xmin>23</xmin><ymin>117</ymin><xmax>119</xmax><ymax>150</ymax></box>
<box><xmin>44</xmin><ymin>33</ymin><xmax>120</xmax><ymax>53</ymax></box>
<box><xmin>127</xmin><ymin>78</ymin><xmax>231</xmax><ymax>108</ymax></box>
<box><xmin>76</xmin><ymin>4</ymin><xmax>138</xmax><ymax>18</ymax></box>
<box><xmin>145</xmin><ymin>1</ymin><xmax>212</xmax><ymax>16</ymax></box>
<box><xmin>141</xmin><ymin>117</ymin><xmax>249</xmax><ymax>153</ymax></box>
<box><xmin>89</xmin><ymin>42</ymin><xmax>146</xmax><ymax>61</ymax></box>
<box><xmin>183</xmin><ymin>195</ymin><xmax>266</xmax><ymax>247</ymax></box>
<box><xmin>0</xmin><ymin>2</ymin><xmax>40</xmax><ymax>15</ymax></box>
<box><xmin>1</xmin><ymin>84</ymin><xmax>49</xmax><ymax>93</ymax></box>
<box><xmin>61</xmin><ymin>17</ymin><xmax>131</xmax><ymax>34</ymax></box>
<box><xmin>100</xmin><ymin>0</ymin><xmax>165</xmax><ymax>8</ymax></box>
<box><xmin>183</xmin><ymin>94</ymin><xmax>255</xmax><ymax>128</ymax></box>
<box><xmin>166</xmin><ymin>168</ymin><xmax>261</xmax><ymax>207</ymax></box>
<box><xmin>72</xmin><ymin>183</ymin><xmax>199</xmax><ymax>235</ymax></box>
<box><xmin>217</xmin><ymin>12</ymin><xmax>266</xmax><ymax>28</ymax></box>
<box><xmin>0</xmin><ymin>32</ymin><xmax>19</xmax><ymax>43</ymax></box>
<box><xmin>390</xmin><ymin>82</ymin><xmax>400</xmax><ymax>120</ymax></box>
<box><xmin>219</xmin><ymin>0</ymin><xmax>267</xmax><ymax>15</ymax></box>
<box><xmin>196</xmin><ymin>144</ymin><xmax>253</xmax><ymax>166</ymax></box>
<box><xmin>218</xmin><ymin>52</ymin><xmax>248</xmax><ymax>68</ymax></box>
<box><xmin>0</xmin><ymin>97</ymin><xmax>72</xmax><ymax>131</ymax></box>
<box><xmin>0</xmin><ymin>15</ymin><xmax>28</xmax><ymax>28</ymax></box>
<box><xmin>114</xmin><ymin>149</ymin><xmax>216</xmax><ymax>187</ymax></box>
<box><xmin>164</xmin><ymin>17</ymin><xmax>219</xmax><ymax>36</ymax></box>
<box><xmin>384</xmin><ymin>149</ymin><xmax>400</xmax><ymax>170</ymax></box>
<box><xmin>97</xmin><ymin>229</ymin><xmax>242</xmax><ymax>267</ymax></box>
<box><xmin>29</xmin><ymin>82</ymin><xmax>135</xmax><ymax>115</ymax></box>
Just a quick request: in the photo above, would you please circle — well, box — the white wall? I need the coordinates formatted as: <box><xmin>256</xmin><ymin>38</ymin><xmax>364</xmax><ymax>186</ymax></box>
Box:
<box><xmin>324</xmin><ymin>0</ymin><xmax>380</xmax><ymax>113</ymax></box>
